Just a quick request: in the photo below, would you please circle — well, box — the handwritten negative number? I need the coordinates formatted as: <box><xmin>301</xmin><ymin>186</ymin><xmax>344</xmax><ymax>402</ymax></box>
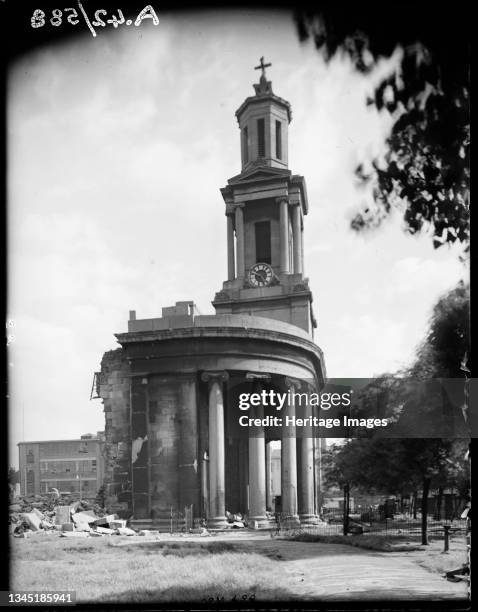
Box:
<box><xmin>31</xmin><ymin>5</ymin><xmax>159</xmax><ymax>30</ymax></box>
<box><xmin>64</xmin><ymin>8</ymin><xmax>80</xmax><ymax>25</ymax></box>
<box><xmin>31</xmin><ymin>9</ymin><xmax>46</xmax><ymax>28</ymax></box>
<box><xmin>50</xmin><ymin>9</ymin><xmax>62</xmax><ymax>26</ymax></box>
<box><xmin>92</xmin><ymin>9</ymin><xmax>107</xmax><ymax>27</ymax></box>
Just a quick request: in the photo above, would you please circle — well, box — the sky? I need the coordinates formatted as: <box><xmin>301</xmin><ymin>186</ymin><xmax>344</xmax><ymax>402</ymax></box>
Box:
<box><xmin>7</xmin><ymin>9</ymin><xmax>466</xmax><ymax>467</ymax></box>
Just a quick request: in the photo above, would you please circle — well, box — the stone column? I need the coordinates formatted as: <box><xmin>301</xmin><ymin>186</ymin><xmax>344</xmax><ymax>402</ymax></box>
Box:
<box><xmin>131</xmin><ymin>376</ymin><xmax>150</xmax><ymax>520</ymax></box>
<box><xmin>178</xmin><ymin>376</ymin><xmax>200</xmax><ymax>513</ymax></box>
<box><xmin>298</xmin><ymin>400</ymin><xmax>318</xmax><ymax>524</ymax></box>
<box><xmin>248</xmin><ymin>407</ymin><xmax>267</xmax><ymax>525</ymax></box>
<box><xmin>315</xmin><ymin>433</ymin><xmax>325</xmax><ymax>515</ymax></box>
<box><xmin>235</xmin><ymin>204</ymin><xmax>245</xmax><ymax>280</ymax></box>
<box><xmin>277</xmin><ymin>197</ymin><xmax>290</xmax><ymax>273</ymax></box>
<box><xmin>227</xmin><ymin>213</ymin><xmax>235</xmax><ymax>281</ymax></box>
<box><xmin>202</xmin><ymin>451</ymin><xmax>209</xmax><ymax>519</ymax></box>
<box><xmin>300</xmin><ymin>216</ymin><xmax>305</xmax><ymax>275</ymax></box>
<box><xmin>246</xmin><ymin>373</ymin><xmax>269</xmax><ymax>527</ymax></box>
<box><xmin>281</xmin><ymin>377</ymin><xmax>299</xmax><ymax>524</ymax></box>
<box><xmin>266</xmin><ymin>442</ymin><xmax>272</xmax><ymax>511</ymax></box>
<box><xmin>291</xmin><ymin>203</ymin><xmax>302</xmax><ymax>275</ymax></box>
<box><xmin>201</xmin><ymin>371</ymin><xmax>229</xmax><ymax>529</ymax></box>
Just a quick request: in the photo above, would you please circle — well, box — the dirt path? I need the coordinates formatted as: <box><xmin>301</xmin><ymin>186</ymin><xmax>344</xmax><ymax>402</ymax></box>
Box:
<box><xmin>110</xmin><ymin>533</ymin><xmax>469</xmax><ymax>601</ymax></box>
<box><xmin>248</xmin><ymin>540</ymin><xmax>469</xmax><ymax>601</ymax></box>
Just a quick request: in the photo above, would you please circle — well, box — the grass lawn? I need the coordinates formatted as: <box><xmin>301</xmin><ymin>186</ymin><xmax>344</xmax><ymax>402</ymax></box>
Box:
<box><xmin>10</xmin><ymin>533</ymin><xmax>468</xmax><ymax>603</ymax></box>
<box><xmin>10</xmin><ymin>537</ymin><xmax>290</xmax><ymax>603</ymax></box>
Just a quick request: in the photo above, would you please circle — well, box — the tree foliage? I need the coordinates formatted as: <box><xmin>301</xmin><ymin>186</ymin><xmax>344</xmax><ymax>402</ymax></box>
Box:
<box><xmin>411</xmin><ymin>281</ymin><xmax>470</xmax><ymax>379</ymax></box>
<box><xmin>294</xmin><ymin>5</ymin><xmax>469</xmax><ymax>250</ymax></box>
<box><xmin>324</xmin><ymin>437</ymin><xmax>468</xmax><ymax>499</ymax></box>
<box><xmin>322</xmin><ymin>282</ymin><xmax>470</xmax><ymax>541</ymax></box>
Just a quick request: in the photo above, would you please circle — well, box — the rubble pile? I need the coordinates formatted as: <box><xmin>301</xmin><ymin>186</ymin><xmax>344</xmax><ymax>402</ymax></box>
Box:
<box><xmin>9</xmin><ymin>494</ymin><xmax>135</xmax><ymax>538</ymax></box>
<box><xmin>9</xmin><ymin>494</ymin><xmax>214</xmax><ymax>538</ymax></box>
<box><xmin>225</xmin><ymin>511</ymin><xmax>246</xmax><ymax>528</ymax></box>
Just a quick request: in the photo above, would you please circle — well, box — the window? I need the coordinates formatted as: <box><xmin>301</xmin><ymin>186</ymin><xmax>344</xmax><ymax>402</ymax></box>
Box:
<box><xmin>26</xmin><ymin>450</ymin><xmax>34</xmax><ymax>463</ymax></box>
<box><xmin>257</xmin><ymin>118</ymin><xmax>265</xmax><ymax>157</ymax></box>
<box><xmin>26</xmin><ymin>470</ymin><xmax>35</xmax><ymax>495</ymax></box>
<box><xmin>242</xmin><ymin>127</ymin><xmax>248</xmax><ymax>163</ymax></box>
<box><xmin>255</xmin><ymin>221</ymin><xmax>271</xmax><ymax>264</ymax></box>
<box><xmin>275</xmin><ymin>121</ymin><xmax>282</xmax><ymax>159</ymax></box>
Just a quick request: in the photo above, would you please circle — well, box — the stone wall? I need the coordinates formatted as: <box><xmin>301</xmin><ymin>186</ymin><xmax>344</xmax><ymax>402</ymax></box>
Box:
<box><xmin>98</xmin><ymin>349</ymin><xmax>132</xmax><ymax>518</ymax></box>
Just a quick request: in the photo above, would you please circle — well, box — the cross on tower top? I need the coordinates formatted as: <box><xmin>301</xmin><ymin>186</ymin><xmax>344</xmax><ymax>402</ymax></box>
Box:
<box><xmin>254</xmin><ymin>56</ymin><xmax>272</xmax><ymax>78</ymax></box>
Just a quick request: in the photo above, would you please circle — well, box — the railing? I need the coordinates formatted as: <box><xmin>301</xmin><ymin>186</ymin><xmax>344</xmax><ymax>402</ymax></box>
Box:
<box><xmin>267</xmin><ymin>506</ymin><xmax>468</xmax><ymax>540</ymax></box>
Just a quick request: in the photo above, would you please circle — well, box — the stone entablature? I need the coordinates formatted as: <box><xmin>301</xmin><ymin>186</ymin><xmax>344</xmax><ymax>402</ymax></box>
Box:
<box><xmin>120</xmin><ymin>313</ymin><xmax>324</xmax><ymax>383</ymax></box>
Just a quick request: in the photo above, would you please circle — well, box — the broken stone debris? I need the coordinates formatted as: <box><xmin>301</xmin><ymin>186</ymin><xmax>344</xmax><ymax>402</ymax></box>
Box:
<box><xmin>72</xmin><ymin>511</ymin><xmax>98</xmax><ymax>525</ymax></box>
<box><xmin>96</xmin><ymin>526</ymin><xmax>115</xmax><ymax>535</ymax></box>
<box><xmin>225</xmin><ymin>510</ymin><xmax>245</xmax><ymax>528</ymax></box>
<box><xmin>60</xmin><ymin>531</ymin><xmax>89</xmax><ymax>538</ymax></box>
<box><xmin>62</xmin><ymin>523</ymin><xmax>74</xmax><ymax>532</ymax></box>
<box><xmin>117</xmin><ymin>527</ymin><xmax>136</xmax><ymax>536</ymax></box>
<box><xmin>92</xmin><ymin>514</ymin><xmax>116</xmax><ymax>526</ymax></box>
<box><xmin>21</xmin><ymin>512</ymin><xmax>42</xmax><ymax>532</ymax></box>
<box><xmin>109</xmin><ymin>519</ymin><xmax>127</xmax><ymax>529</ymax></box>
<box><xmin>138</xmin><ymin>530</ymin><xmax>160</xmax><ymax>537</ymax></box>
<box><xmin>9</xmin><ymin>494</ymin><xmax>138</xmax><ymax>538</ymax></box>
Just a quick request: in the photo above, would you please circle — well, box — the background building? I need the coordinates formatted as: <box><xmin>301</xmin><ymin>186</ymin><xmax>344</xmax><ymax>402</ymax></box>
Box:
<box><xmin>18</xmin><ymin>432</ymin><xmax>105</xmax><ymax>498</ymax></box>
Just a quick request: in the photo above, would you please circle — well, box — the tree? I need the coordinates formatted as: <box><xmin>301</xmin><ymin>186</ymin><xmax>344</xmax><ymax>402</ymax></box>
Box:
<box><xmin>411</xmin><ymin>281</ymin><xmax>470</xmax><ymax>379</ymax></box>
<box><xmin>324</xmin><ymin>437</ymin><xmax>468</xmax><ymax>543</ymax></box>
<box><xmin>323</xmin><ymin>279</ymin><xmax>470</xmax><ymax>542</ymax></box>
<box><xmin>294</xmin><ymin>5</ymin><xmax>469</xmax><ymax>252</ymax></box>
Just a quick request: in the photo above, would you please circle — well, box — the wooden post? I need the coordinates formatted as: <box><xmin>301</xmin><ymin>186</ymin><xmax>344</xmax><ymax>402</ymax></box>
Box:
<box><xmin>343</xmin><ymin>483</ymin><xmax>350</xmax><ymax>536</ymax></box>
<box><xmin>443</xmin><ymin>525</ymin><xmax>451</xmax><ymax>552</ymax></box>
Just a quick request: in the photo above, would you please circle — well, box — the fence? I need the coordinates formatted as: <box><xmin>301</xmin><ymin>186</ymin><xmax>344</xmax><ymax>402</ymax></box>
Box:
<box><xmin>275</xmin><ymin>511</ymin><xmax>467</xmax><ymax>539</ymax></box>
<box><xmin>162</xmin><ymin>505</ymin><xmax>196</xmax><ymax>534</ymax></box>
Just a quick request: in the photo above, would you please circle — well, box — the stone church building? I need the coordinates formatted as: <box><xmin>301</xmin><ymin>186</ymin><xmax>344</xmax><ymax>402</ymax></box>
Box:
<box><xmin>97</xmin><ymin>61</ymin><xmax>326</xmax><ymax>530</ymax></box>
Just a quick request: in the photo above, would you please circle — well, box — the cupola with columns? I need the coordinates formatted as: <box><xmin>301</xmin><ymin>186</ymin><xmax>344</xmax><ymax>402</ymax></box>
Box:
<box><xmin>213</xmin><ymin>58</ymin><xmax>317</xmax><ymax>336</ymax></box>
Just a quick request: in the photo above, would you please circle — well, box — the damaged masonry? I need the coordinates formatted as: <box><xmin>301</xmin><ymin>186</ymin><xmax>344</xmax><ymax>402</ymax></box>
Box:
<box><xmin>9</xmin><ymin>493</ymin><xmax>136</xmax><ymax>538</ymax></box>
<box><xmin>94</xmin><ymin>64</ymin><xmax>327</xmax><ymax>532</ymax></box>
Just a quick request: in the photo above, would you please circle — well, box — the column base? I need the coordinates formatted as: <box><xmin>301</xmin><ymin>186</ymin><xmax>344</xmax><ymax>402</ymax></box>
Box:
<box><xmin>279</xmin><ymin>514</ymin><xmax>300</xmax><ymax>529</ymax></box>
<box><xmin>299</xmin><ymin>514</ymin><xmax>321</xmax><ymax>525</ymax></box>
<box><xmin>207</xmin><ymin>516</ymin><xmax>229</xmax><ymax>530</ymax></box>
<box><xmin>247</xmin><ymin>515</ymin><xmax>272</xmax><ymax>530</ymax></box>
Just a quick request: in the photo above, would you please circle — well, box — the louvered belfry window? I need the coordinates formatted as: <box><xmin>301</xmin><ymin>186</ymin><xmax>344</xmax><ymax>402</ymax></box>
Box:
<box><xmin>242</xmin><ymin>127</ymin><xmax>248</xmax><ymax>163</ymax></box>
<box><xmin>255</xmin><ymin>221</ymin><xmax>271</xmax><ymax>264</ymax></box>
<box><xmin>276</xmin><ymin>120</ymin><xmax>282</xmax><ymax>159</ymax></box>
<box><xmin>257</xmin><ymin>118</ymin><xmax>265</xmax><ymax>157</ymax></box>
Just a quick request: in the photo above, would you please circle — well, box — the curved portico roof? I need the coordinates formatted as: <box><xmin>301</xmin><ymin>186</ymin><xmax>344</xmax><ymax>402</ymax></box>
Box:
<box><xmin>116</xmin><ymin>313</ymin><xmax>326</xmax><ymax>386</ymax></box>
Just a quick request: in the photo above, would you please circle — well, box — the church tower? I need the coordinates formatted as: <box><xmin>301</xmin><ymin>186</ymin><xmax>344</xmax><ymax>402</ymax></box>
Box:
<box><xmin>213</xmin><ymin>58</ymin><xmax>317</xmax><ymax>336</ymax></box>
<box><xmin>97</xmin><ymin>59</ymin><xmax>326</xmax><ymax>530</ymax></box>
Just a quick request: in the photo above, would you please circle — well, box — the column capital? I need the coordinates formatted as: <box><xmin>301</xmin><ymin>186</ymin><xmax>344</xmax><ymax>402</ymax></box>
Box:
<box><xmin>225</xmin><ymin>206</ymin><xmax>235</xmax><ymax>216</ymax></box>
<box><xmin>201</xmin><ymin>370</ymin><xmax>229</xmax><ymax>384</ymax></box>
<box><xmin>284</xmin><ymin>376</ymin><xmax>302</xmax><ymax>390</ymax></box>
<box><xmin>234</xmin><ymin>202</ymin><xmax>245</xmax><ymax>210</ymax></box>
<box><xmin>246</xmin><ymin>372</ymin><xmax>272</xmax><ymax>381</ymax></box>
<box><xmin>275</xmin><ymin>196</ymin><xmax>289</xmax><ymax>205</ymax></box>
<box><xmin>289</xmin><ymin>200</ymin><xmax>301</xmax><ymax>207</ymax></box>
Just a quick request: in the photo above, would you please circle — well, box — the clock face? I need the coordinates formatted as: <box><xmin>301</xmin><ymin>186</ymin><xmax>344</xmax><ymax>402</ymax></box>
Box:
<box><xmin>248</xmin><ymin>263</ymin><xmax>273</xmax><ymax>287</ymax></box>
